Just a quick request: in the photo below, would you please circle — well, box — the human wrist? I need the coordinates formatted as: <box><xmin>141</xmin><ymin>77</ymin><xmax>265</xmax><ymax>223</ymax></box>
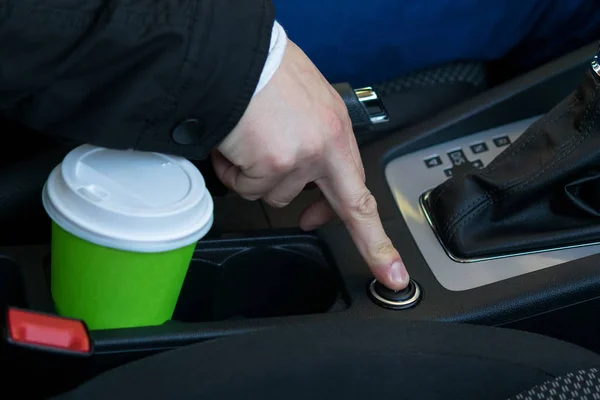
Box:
<box><xmin>253</xmin><ymin>21</ymin><xmax>287</xmax><ymax>96</ymax></box>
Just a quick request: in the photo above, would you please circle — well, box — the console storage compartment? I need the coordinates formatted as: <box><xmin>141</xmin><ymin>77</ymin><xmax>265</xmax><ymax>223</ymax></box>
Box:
<box><xmin>173</xmin><ymin>235</ymin><xmax>348</xmax><ymax>322</ymax></box>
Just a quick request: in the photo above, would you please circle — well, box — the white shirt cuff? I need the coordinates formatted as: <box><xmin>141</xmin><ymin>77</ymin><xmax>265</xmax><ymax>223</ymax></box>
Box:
<box><xmin>253</xmin><ymin>21</ymin><xmax>287</xmax><ymax>96</ymax></box>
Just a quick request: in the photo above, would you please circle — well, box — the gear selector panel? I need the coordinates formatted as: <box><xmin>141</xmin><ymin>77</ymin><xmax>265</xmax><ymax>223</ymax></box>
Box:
<box><xmin>385</xmin><ymin>116</ymin><xmax>600</xmax><ymax>291</ymax></box>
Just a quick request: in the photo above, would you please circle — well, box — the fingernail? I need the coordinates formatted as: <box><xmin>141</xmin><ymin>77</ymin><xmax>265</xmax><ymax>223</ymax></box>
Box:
<box><xmin>300</xmin><ymin>223</ymin><xmax>318</xmax><ymax>232</ymax></box>
<box><xmin>390</xmin><ymin>261</ymin><xmax>409</xmax><ymax>285</ymax></box>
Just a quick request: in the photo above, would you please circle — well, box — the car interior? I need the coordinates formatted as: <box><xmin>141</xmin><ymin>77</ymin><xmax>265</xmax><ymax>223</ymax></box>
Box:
<box><xmin>3</xmin><ymin>38</ymin><xmax>600</xmax><ymax>399</ymax></box>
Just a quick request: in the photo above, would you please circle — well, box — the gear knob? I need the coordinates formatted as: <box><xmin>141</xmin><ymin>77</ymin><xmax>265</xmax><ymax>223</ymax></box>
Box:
<box><xmin>368</xmin><ymin>278</ymin><xmax>421</xmax><ymax>310</ymax></box>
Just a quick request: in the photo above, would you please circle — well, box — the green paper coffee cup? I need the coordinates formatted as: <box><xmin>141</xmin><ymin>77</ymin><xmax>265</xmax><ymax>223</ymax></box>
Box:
<box><xmin>42</xmin><ymin>145</ymin><xmax>214</xmax><ymax>330</ymax></box>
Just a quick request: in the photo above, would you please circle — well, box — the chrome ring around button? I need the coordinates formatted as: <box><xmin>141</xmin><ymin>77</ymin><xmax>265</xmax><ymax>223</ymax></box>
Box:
<box><xmin>368</xmin><ymin>278</ymin><xmax>421</xmax><ymax>310</ymax></box>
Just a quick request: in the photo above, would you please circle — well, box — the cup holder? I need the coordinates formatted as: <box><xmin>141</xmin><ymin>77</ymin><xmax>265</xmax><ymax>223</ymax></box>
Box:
<box><xmin>173</xmin><ymin>235</ymin><xmax>347</xmax><ymax>322</ymax></box>
<box><xmin>38</xmin><ymin>234</ymin><xmax>347</xmax><ymax>323</ymax></box>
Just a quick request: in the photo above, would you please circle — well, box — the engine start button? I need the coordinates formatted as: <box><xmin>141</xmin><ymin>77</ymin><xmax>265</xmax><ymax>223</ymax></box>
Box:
<box><xmin>368</xmin><ymin>278</ymin><xmax>422</xmax><ymax>310</ymax></box>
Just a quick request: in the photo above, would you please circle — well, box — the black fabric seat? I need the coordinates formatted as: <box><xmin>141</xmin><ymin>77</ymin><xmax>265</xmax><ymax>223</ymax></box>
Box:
<box><xmin>510</xmin><ymin>368</ymin><xmax>600</xmax><ymax>400</ymax></box>
<box><xmin>54</xmin><ymin>318</ymin><xmax>600</xmax><ymax>400</ymax></box>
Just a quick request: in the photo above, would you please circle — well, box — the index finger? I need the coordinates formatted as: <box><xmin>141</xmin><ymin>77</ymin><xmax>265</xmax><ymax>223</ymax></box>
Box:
<box><xmin>316</xmin><ymin>147</ymin><xmax>409</xmax><ymax>291</ymax></box>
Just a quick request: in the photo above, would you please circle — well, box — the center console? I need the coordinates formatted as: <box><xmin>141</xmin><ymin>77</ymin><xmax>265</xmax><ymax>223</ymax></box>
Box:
<box><xmin>385</xmin><ymin>115</ymin><xmax>600</xmax><ymax>291</ymax></box>
<box><xmin>4</xmin><ymin>42</ymin><xmax>600</xmax><ymax>398</ymax></box>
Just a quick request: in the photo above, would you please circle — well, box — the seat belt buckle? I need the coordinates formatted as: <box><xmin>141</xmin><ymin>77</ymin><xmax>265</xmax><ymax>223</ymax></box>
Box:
<box><xmin>4</xmin><ymin>307</ymin><xmax>93</xmax><ymax>356</ymax></box>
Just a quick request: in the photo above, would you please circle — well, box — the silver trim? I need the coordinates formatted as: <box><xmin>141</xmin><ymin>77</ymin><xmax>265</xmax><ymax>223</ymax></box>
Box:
<box><xmin>355</xmin><ymin>87</ymin><xmax>379</xmax><ymax>102</ymax></box>
<box><xmin>368</xmin><ymin>279</ymin><xmax>421</xmax><ymax>309</ymax></box>
<box><xmin>384</xmin><ymin>116</ymin><xmax>600</xmax><ymax>291</ymax></box>
<box><xmin>370</xmin><ymin>114</ymin><xmax>389</xmax><ymax>124</ymax></box>
<box><xmin>593</xmin><ymin>56</ymin><xmax>600</xmax><ymax>77</ymax></box>
<box><xmin>355</xmin><ymin>87</ymin><xmax>389</xmax><ymax>124</ymax></box>
<box><xmin>419</xmin><ymin>190</ymin><xmax>600</xmax><ymax>263</ymax></box>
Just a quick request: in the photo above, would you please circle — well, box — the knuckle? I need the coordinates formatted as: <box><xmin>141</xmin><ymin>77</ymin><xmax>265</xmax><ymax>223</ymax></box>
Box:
<box><xmin>302</xmin><ymin>137</ymin><xmax>325</xmax><ymax>162</ymax></box>
<box><xmin>372</xmin><ymin>238</ymin><xmax>396</xmax><ymax>257</ymax></box>
<box><xmin>349</xmin><ymin>190</ymin><xmax>379</xmax><ymax>220</ymax></box>
<box><xmin>266</xmin><ymin>154</ymin><xmax>295</xmax><ymax>173</ymax></box>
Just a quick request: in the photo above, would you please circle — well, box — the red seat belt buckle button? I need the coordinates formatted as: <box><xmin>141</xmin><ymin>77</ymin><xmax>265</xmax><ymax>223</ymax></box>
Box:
<box><xmin>5</xmin><ymin>307</ymin><xmax>93</xmax><ymax>355</ymax></box>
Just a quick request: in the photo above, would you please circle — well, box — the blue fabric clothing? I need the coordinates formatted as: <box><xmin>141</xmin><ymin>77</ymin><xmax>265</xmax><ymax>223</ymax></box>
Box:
<box><xmin>273</xmin><ymin>0</ymin><xmax>600</xmax><ymax>86</ymax></box>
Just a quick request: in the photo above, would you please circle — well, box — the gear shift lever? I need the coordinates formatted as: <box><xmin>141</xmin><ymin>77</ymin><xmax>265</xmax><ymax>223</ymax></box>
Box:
<box><xmin>423</xmin><ymin>54</ymin><xmax>600</xmax><ymax>261</ymax></box>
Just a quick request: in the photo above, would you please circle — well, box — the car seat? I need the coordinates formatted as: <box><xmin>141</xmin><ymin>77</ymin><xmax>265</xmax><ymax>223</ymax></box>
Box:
<box><xmin>52</xmin><ymin>317</ymin><xmax>600</xmax><ymax>400</ymax></box>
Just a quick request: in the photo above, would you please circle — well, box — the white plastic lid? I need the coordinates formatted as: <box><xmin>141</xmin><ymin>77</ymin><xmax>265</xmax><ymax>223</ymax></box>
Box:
<box><xmin>42</xmin><ymin>144</ymin><xmax>214</xmax><ymax>253</ymax></box>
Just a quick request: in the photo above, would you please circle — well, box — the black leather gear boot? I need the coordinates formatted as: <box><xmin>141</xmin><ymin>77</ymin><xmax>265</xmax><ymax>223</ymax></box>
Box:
<box><xmin>423</xmin><ymin>53</ymin><xmax>600</xmax><ymax>260</ymax></box>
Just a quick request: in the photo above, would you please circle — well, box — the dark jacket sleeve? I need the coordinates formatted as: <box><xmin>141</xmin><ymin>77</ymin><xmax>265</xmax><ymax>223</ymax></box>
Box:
<box><xmin>0</xmin><ymin>0</ymin><xmax>275</xmax><ymax>159</ymax></box>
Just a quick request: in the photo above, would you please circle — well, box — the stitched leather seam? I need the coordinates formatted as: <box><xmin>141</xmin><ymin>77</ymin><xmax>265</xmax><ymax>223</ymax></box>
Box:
<box><xmin>498</xmin><ymin>107</ymin><xmax>600</xmax><ymax>201</ymax></box>
<box><xmin>438</xmin><ymin>99</ymin><xmax>578</xmax><ymax>233</ymax></box>
<box><xmin>446</xmin><ymin>95</ymin><xmax>600</xmax><ymax>243</ymax></box>
<box><xmin>438</xmin><ymin>79</ymin><xmax>596</xmax><ymax>233</ymax></box>
<box><xmin>430</xmin><ymin>95</ymin><xmax>579</xmax><ymax>214</ymax></box>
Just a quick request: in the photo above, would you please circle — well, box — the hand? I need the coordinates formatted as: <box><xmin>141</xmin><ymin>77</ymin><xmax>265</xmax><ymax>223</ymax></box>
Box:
<box><xmin>212</xmin><ymin>39</ymin><xmax>409</xmax><ymax>290</ymax></box>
